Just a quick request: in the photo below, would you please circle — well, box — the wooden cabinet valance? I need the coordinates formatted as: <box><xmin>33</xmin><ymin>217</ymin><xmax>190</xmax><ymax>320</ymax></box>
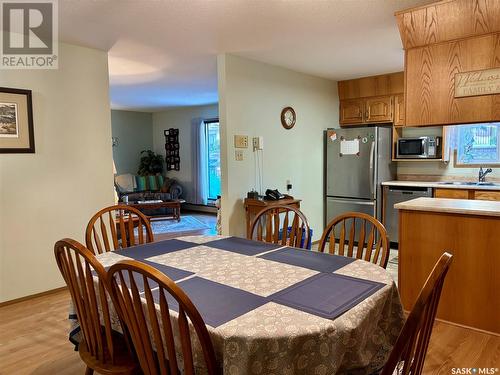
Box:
<box><xmin>396</xmin><ymin>0</ymin><xmax>500</xmax><ymax>127</ymax></box>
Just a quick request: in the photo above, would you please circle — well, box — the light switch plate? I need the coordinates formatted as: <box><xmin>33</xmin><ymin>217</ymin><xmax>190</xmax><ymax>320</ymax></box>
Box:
<box><xmin>253</xmin><ymin>136</ymin><xmax>264</xmax><ymax>151</ymax></box>
<box><xmin>234</xmin><ymin>135</ymin><xmax>248</xmax><ymax>148</ymax></box>
<box><xmin>235</xmin><ymin>150</ymin><xmax>244</xmax><ymax>161</ymax></box>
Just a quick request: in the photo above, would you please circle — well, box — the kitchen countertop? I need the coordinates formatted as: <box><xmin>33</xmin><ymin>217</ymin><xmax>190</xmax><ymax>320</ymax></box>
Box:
<box><xmin>394</xmin><ymin>197</ymin><xmax>500</xmax><ymax>217</ymax></box>
<box><xmin>382</xmin><ymin>180</ymin><xmax>500</xmax><ymax>191</ymax></box>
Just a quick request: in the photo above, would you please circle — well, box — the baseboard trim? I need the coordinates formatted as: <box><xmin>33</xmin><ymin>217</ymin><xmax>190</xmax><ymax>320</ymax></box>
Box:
<box><xmin>434</xmin><ymin>317</ymin><xmax>500</xmax><ymax>337</ymax></box>
<box><xmin>0</xmin><ymin>286</ymin><xmax>67</xmax><ymax>307</ymax></box>
<box><xmin>182</xmin><ymin>204</ymin><xmax>217</xmax><ymax>214</ymax></box>
<box><xmin>402</xmin><ymin>309</ymin><xmax>499</xmax><ymax>337</ymax></box>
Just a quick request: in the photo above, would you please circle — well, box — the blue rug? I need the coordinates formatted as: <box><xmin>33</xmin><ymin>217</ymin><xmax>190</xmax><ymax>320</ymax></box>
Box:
<box><xmin>150</xmin><ymin>216</ymin><xmax>210</xmax><ymax>234</ymax></box>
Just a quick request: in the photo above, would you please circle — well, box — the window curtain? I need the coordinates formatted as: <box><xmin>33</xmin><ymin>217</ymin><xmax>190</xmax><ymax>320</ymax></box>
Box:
<box><xmin>192</xmin><ymin>118</ymin><xmax>208</xmax><ymax>205</ymax></box>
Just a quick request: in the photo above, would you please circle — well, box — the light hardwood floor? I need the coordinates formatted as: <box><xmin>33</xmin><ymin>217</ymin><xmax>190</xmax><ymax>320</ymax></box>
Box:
<box><xmin>1</xmin><ymin>289</ymin><xmax>499</xmax><ymax>374</ymax></box>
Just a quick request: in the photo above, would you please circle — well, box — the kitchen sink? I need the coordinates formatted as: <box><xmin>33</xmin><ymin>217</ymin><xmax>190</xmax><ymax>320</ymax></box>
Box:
<box><xmin>437</xmin><ymin>181</ymin><xmax>498</xmax><ymax>186</ymax></box>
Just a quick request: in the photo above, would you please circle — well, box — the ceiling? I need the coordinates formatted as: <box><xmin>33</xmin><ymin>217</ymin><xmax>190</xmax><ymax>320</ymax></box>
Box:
<box><xmin>59</xmin><ymin>0</ymin><xmax>429</xmax><ymax>112</ymax></box>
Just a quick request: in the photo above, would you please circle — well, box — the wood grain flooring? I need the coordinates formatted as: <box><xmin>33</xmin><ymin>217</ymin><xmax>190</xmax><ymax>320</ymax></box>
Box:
<box><xmin>1</xmin><ymin>212</ymin><xmax>498</xmax><ymax>374</ymax></box>
<box><xmin>2</xmin><ymin>289</ymin><xmax>498</xmax><ymax>374</ymax></box>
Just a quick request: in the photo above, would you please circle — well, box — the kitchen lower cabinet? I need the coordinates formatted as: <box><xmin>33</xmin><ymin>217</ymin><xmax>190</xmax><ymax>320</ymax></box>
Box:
<box><xmin>474</xmin><ymin>191</ymin><xmax>500</xmax><ymax>201</ymax></box>
<box><xmin>434</xmin><ymin>188</ymin><xmax>472</xmax><ymax>199</ymax></box>
<box><xmin>398</xmin><ymin>204</ymin><xmax>500</xmax><ymax>334</ymax></box>
<box><xmin>434</xmin><ymin>188</ymin><xmax>500</xmax><ymax>201</ymax></box>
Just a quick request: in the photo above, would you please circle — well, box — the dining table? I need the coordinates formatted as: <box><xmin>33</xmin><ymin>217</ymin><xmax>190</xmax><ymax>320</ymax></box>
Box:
<box><xmin>69</xmin><ymin>235</ymin><xmax>405</xmax><ymax>375</ymax></box>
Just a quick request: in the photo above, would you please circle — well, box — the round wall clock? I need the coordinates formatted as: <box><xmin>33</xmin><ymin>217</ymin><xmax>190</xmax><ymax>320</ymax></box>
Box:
<box><xmin>281</xmin><ymin>107</ymin><xmax>296</xmax><ymax>129</ymax></box>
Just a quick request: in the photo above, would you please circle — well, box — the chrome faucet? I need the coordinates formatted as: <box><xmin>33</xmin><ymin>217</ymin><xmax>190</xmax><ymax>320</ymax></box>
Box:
<box><xmin>479</xmin><ymin>167</ymin><xmax>493</xmax><ymax>182</ymax></box>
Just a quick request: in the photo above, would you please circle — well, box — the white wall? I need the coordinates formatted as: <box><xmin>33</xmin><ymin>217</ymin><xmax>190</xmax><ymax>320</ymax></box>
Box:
<box><xmin>111</xmin><ymin>110</ymin><xmax>153</xmax><ymax>175</ymax></box>
<box><xmin>0</xmin><ymin>43</ymin><xmax>115</xmax><ymax>302</ymax></box>
<box><xmin>218</xmin><ymin>54</ymin><xmax>338</xmax><ymax>239</ymax></box>
<box><xmin>152</xmin><ymin>104</ymin><xmax>219</xmax><ymax>203</ymax></box>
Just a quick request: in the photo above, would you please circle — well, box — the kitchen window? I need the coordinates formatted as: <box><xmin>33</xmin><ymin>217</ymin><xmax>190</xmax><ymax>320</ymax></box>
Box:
<box><xmin>454</xmin><ymin>123</ymin><xmax>500</xmax><ymax>166</ymax></box>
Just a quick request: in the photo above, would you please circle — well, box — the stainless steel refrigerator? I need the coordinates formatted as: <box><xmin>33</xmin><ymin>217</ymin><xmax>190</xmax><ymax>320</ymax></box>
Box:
<box><xmin>325</xmin><ymin>126</ymin><xmax>395</xmax><ymax>228</ymax></box>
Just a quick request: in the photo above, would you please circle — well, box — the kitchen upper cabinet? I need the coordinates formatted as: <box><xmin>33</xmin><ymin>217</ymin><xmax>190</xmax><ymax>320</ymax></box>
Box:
<box><xmin>365</xmin><ymin>96</ymin><xmax>393</xmax><ymax>123</ymax></box>
<box><xmin>396</xmin><ymin>0</ymin><xmax>500</xmax><ymax>127</ymax></box>
<box><xmin>405</xmin><ymin>34</ymin><xmax>500</xmax><ymax>126</ymax></box>
<box><xmin>339</xmin><ymin>99</ymin><xmax>364</xmax><ymax>125</ymax></box>
<box><xmin>338</xmin><ymin>72</ymin><xmax>404</xmax><ymax>127</ymax></box>
<box><xmin>394</xmin><ymin>94</ymin><xmax>405</xmax><ymax>126</ymax></box>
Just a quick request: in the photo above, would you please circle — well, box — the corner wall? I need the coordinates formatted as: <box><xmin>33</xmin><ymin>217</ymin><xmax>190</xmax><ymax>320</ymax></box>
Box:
<box><xmin>0</xmin><ymin>43</ymin><xmax>115</xmax><ymax>302</ymax></box>
<box><xmin>152</xmin><ymin>104</ymin><xmax>219</xmax><ymax>203</ymax></box>
<box><xmin>111</xmin><ymin>110</ymin><xmax>153</xmax><ymax>175</ymax></box>
<box><xmin>218</xmin><ymin>54</ymin><xmax>338</xmax><ymax>239</ymax></box>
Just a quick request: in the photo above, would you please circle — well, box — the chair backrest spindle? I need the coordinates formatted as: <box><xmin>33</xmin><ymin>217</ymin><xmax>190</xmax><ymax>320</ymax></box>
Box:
<box><xmin>108</xmin><ymin>260</ymin><xmax>220</xmax><ymax>375</ymax></box>
<box><xmin>249</xmin><ymin>205</ymin><xmax>311</xmax><ymax>249</ymax></box>
<box><xmin>319</xmin><ymin>212</ymin><xmax>390</xmax><ymax>268</ymax></box>
<box><xmin>54</xmin><ymin>238</ymin><xmax>126</xmax><ymax>365</ymax></box>
<box><xmin>381</xmin><ymin>252</ymin><xmax>453</xmax><ymax>375</ymax></box>
<box><xmin>86</xmin><ymin>205</ymin><xmax>154</xmax><ymax>254</ymax></box>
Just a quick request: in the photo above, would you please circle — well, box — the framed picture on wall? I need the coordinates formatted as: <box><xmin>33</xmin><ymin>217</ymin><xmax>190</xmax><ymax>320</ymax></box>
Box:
<box><xmin>0</xmin><ymin>87</ymin><xmax>35</xmax><ymax>153</ymax></box>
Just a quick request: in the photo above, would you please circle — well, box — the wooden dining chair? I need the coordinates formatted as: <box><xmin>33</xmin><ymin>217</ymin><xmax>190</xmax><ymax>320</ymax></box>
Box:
<box><xmin>248</xmin><ymin>205</ymin><xmax>311</xmax><ymax>249</ymax></box>
<box><xmin>107</xmin><ymin>260</ymin><xmax>220</xmax><ymax>375</ymax></box>
<box><xmin>86</xmin><ymin>204</ymin><xmax>154</xmax><ymax>255</ymax></box>
<box><xmin>380</xmin><ymin>252</ymin><xmax>453</xmax><ymax>375</ymax></box>
<box><xmin>54</xmin><ymin>238</ymin><xmax>139</xmax><ymax>375</ymax></box>
<box><xmin>318</xmin><ymin>212</ymin><xmax>390</xmax><ymax>268</ymax></box>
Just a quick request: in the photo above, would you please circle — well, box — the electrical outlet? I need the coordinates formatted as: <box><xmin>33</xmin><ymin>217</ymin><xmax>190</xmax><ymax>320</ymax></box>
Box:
<box><xmin>235</xmin><ymin>150</ymin><xmax>244</xmax><ymax>161</ymax></box>
<box><xmin>234</xmin><ymin>135</ymin><xmax>248</xmax><ymax>148</ymax></box>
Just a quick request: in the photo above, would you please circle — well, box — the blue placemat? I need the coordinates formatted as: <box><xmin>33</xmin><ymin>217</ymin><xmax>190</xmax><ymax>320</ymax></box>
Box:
<box><xmin>259</xmin><ymin>247</ymin><xmax>355</xmax><ymax>273</ymax></box>
<box><xmin>116</xmin><ymin>239</ymin><xmax>198</xmax><ymax>260</ymax></box>
<box><xmin>204</xmin><ymin>236</ymin><xmax>281</xmax><ymax>256</ymax></box>
<box><xmin>152</xmin><ymin>276</ymin><xmax>268</xmax><ymax>327</ymax></box>
<box><xmin>98</xmin><ymin>260</ymin><xmax>194</xmax><ymax>292</ymax></box>
<box><xmin>269</xmin><ymin>273</ymin><xmax>385</xmax><ymax>320</ymax></box>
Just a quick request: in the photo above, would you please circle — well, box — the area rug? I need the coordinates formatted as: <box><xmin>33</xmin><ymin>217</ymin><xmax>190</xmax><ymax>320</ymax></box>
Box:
<box><xmin>389</xmin><ymin>255</ymin><xmax>398</xmax><ymax>264</ymax></box>
<box><xmin>150</xmin><ymin>216</ymin><xmax>210</xmax><ymax>234</ymax></box>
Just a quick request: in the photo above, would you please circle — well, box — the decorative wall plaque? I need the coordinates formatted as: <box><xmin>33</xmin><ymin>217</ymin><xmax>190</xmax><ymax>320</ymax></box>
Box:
<box><xmin>164</xmin><ymin>128</ymin><xmax>180</xmax><ymax>171</ymax></box>
<box><xmin>454</xmin><ymin>68</ymin><xmax>500</xmax><ymax>98</ymax></box>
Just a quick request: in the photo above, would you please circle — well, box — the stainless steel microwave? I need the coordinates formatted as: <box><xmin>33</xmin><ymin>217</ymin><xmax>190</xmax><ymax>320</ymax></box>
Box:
<box><xmin>396</xmin><ymin>136</ymin><xmax>442</xmax><ymax>159</ymax></box>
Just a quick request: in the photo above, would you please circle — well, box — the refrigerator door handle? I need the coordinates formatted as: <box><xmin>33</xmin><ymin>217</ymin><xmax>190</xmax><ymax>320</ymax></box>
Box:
<box><xmin>369</xmin><ymin>140</ymin><xmax>375</xmax><ymax>199</ymax></box>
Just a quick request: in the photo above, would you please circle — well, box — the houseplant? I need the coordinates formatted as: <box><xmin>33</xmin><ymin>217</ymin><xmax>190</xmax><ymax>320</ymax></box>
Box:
<box><xmin>137</xmin><ymin>150</ymin><xmax>164</xmax><ymax>175</ymax></box>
